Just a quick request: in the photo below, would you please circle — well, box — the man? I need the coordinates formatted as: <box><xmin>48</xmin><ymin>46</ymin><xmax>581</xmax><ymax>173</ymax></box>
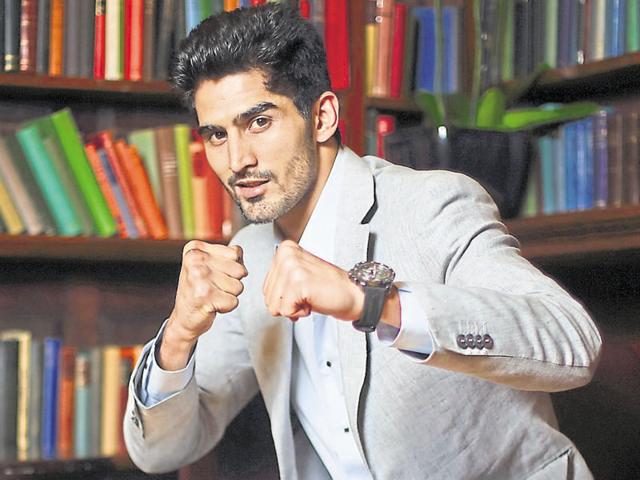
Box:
<box><xmin>124</xmin><ymin>5</ymin><xmax>602</xmax><ymax>479</ymax></box>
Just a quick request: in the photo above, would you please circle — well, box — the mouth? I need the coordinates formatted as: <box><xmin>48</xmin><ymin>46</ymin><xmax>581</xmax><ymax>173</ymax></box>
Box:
<box><xmin>234</xmin><ymin>179</ymin><xmax>270</xmax><ymax>199</ymax></box>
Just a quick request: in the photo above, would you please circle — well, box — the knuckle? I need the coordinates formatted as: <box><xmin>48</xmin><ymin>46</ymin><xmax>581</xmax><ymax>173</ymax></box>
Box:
<box><xmin>183</xmin><ymin>240</ymin><xmax>204</xmax><ymax>256</ymax></box>
<box><xmin>187</xmin><ymin>264</ymin><xmax>209</xmax><ymax>280</ymax></box>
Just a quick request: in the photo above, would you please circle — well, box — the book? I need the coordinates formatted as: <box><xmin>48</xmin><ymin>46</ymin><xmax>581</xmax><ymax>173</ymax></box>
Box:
<box><xmin>64</xmin><ymin>0</ymin><xmax>82</xmax><ymax>77</ymax></box>
<box><xmin>48</xmin><ymin>0</ymin><xmax>64</xmax><ymax>76</ymax></box>
<box><xmin>94</xmin><ymin>0</ymin><xmax>106</xmax><ymax>79</ymax></box>
<box><xmin>0</xmin><ymin>172</ymin><xmax>25</xmax><ymax>235</ymax></box>
<box><xmin>413</xmin><ymin>7</ymin><xmax>436</xmax><ymax>92</ymax></box>
<box><xmin>607</xmin><ymin>111</ymin><xmax>624</xmax><ymax>207</ymax></box>
<box><xmin>57</xmin><ymin>346</ymin><xmax>76</xmax><ymax>459</ymax></box>
<box><xmin>539</xmin><ymin>135</ymin><xmax>556</xmax><ymax>215</ymax></box>
<box><xmin>155</xmin><ymin>0</ymin><xmax>176</xmax><ymax>80</ymax></box>
<box><xmin>142</xmin><ymin>0</ymin><xmax>156</xmax><ymax>81</ymax></box>
<box><xmin>0</xmin><ymin>339</ymin><xmax>19</xmax><ymax>461</ymax></box>
<box><xmin>175</xmin><ymin>124</ymin><xmax>196</xmax><ymax>239</ymax></box>
<box><xmin>19</xmin><ymin>0</ymin><xmax>38</xmax><ymax>73</ymax></box>
<box><xmin>593</xmin><ymin>109</ymin><xmax>609</xmax><ymax>208</ymax></box>
<box><xmin>128</xmin><ymin>128</ymin><xmax>162</xmax><ymax>208</ymax></box>
<box><xmin>100</xmin><ymin>345</ymin><xmax>121</xmax><ymax>457</ymax></box>
<box><xmin>127</xmin><ymin>0</ymin><xmax>144</xmax><ymax>81</ymax></box>
<box><xmin>389</xmin><ymin>2</ymin><xmax>407</xmax><ymax>99</ymax></box>
<box><xmin>0</xmin><ymin>330</ymin><xmax>31</xmax><ymax>461</ymax></box>
<box><xmin>15</xmin><ymin>122</ymin><xmax>83</xmax><ymax>236</ymax></box>
<box><xmin>73</xmin><ymin>350</ymin><xmax>92</xmax><ymax>458</ymax></box>
<box><xmin>50</xmin><ymin>109</ymin><xmax>117</xmax><ymax>238</ymax></box>
<box><xmin>364</xmin><ymin>0</ymin><xmax>378</xmax><ymax>96</ymax></box>
<box><xmin>372</xmin><ymin>0</ymin><xmax>395</xmax><ymax>97</ymax></box>
<box><xmin>3</xmin><ymin>0</ymin><xmax>20</xmax><ymax>72</ymax></box>
<box><xmin>155</xmin><ymin>125</ymin><xmax>183</xmax><ymax>239</ymax></box>
<box><xmin>375</xmin><ymin>114</ymin><xmax>396</xmax><ymax>158</ymax></box>
<box><xmin>89</xmin><ymin>347</ymin><xmax>102</xmax><ymax>457</ymax></box>
<box><xmin>41</xmin><ymin>337</ymin><xmax>61</xmax><ymax>459</ymax></box>
<box><xmin>116</xmin><ymin>142</ymin><xmax>168</xmax><ymax>239</ymax></box>
<box><xmin>324</xmin><ymin>0</ymin><xmax>350</xmax><ymax>90</ymax></box>
<box><xmin>623</xmin><ymin>109</ymin><xmax>640</xmax><ymax>205</ymax></box>
<box><xmin>27</xmin><ymin>340</ymin><xmax>43</xmax><ymax>460</ymax></box>
<box><xmin>78</xmin><ymin>0</ymin><xmax>95</xmax><ymax>78</ymax></box>
<box><xmin>36</xmin><ymin>0</ymin><xmax>51</xmax><ymax>74</ymax></box>
<box><xmin>191</xmin><ymin>134</ymin><xmax>223</xmax><ymax>239</ymax></box>
<box><xmin>105</xmin><ymin>0</ymin><xmax>124</xmax><ymax>80</ymax></box>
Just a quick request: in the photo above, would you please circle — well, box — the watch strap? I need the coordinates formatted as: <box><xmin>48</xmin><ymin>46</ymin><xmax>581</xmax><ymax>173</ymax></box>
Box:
<box><xmin>352</xmin><ymin>285</ymin><xmax>388</xmax><ymax>333</ymax></box>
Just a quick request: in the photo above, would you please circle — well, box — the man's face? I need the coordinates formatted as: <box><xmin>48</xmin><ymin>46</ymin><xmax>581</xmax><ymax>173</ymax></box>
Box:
<box><xmin>194</xmin><ymin>70</ymin><xmax>318</xmax><ymax>224</ymax></box>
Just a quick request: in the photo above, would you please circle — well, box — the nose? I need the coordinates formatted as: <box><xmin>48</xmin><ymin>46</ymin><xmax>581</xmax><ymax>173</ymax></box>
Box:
<box><xmin>227</xmin><ymin>136</ymin><xmax>257</xmax><ymax>173</ymax></box>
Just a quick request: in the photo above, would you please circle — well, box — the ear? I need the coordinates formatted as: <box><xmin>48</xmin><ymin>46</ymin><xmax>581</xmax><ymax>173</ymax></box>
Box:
<box><xmin>313</xmin><ymin>91</ymin><xmax>340</xmax><ymax>144</ymax></box>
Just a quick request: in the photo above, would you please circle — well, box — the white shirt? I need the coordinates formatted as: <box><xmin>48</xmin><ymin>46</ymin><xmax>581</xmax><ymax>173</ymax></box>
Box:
<box><xmin>141</xmin><ymin>148</ymin><xmax>434</xmax><ymax>478</ymax></box>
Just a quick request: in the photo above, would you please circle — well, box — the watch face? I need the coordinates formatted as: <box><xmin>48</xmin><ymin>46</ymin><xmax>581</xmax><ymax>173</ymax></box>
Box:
<box><xmin>352</xmin><ymin>261</ymin><xmax>395</xmax><ymax>288</ymax></box>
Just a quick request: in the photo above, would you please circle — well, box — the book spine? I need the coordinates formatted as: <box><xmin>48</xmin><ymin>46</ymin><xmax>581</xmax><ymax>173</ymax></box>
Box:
<box><xmin>50</xmin><ymin>109</ymin><xmax>117</xmax><ymax>237</ymax></box>
<box><xmin>128</xmin><ymin>0</ymin><xmax>144</xmax><ymax>80</ymax></box>
<box><xmin>78</xmin><ymin>0</ymin><xmax>95</xmax><ymax>78</ymax></box>
<box><xmin>142</xmin><ymin>0</ymin><xmax>155</xmax><ymax>80</ymax></box>
<box><xmin>0</xmin><ymin>340</ymin><xmax>19</xmax><ymax>460</ymax></box>
<box><xmin>27</xmin><ymin>340</ymin><xmax>43</xmax><ymax>460</ymax></box>
<box><xmin>627</xmin><ymin>0</ymin><xmax>640</xmax><ymax>51</ymax></box>
<box><xmin>623</xmin><ymin>109</ymin><xmax>640</xmax><ymax>205</ymax></box>
<box><xmin>105</xmin><ymin>0</ymin><xmax>124</xmax><ymax>80</ymax></box>
<box><xmin>73</xmin><ymin>351</ymin><xmax>91</xmax><ymax>458</ymax></box>
<box><xmin>593</xmin><ymin>109</ymin><xmax>609</xmax><ymax>208</ymax></box>
<box><xmin>364</xmin><ymin>0</ymin><xmax>377</xmax><ymax>96</ymax></box>
<box><xmin>48</xmin><ymin>0</ymin><xmax>64</xmax><ymax>76</ymax></box>
<box><xmin>128</xmin><ymin>129</ymin><xmax>162</xmax><ymax>208</ymax></box>
<box><xmin>57</xmin><ymin>346</ymin><xmax>76</xmax><ymax>459</ymax></box>
<box><xmin>16</xmin><ymin>124</ymin><xmax>83</xmax><ymax>236</ymax></box>
<box><xmin>98</xmin><ymin>147</ymin><xmax>138</xmax><ymax>237</ymax></box>
<box><xmin>0</xmin><ymin>175</ymin><xmax>25</xmax><ymax>234</ymax></box>
<box><xmin>41</xmin><ymin>338</ymin><xmax>61</xmax><ymax>459</ymax></box>
<box><xmin>100</xmin><ymin>346</ymin><xmax>121</xmax><ymax>457</ymax></box>
<box><xmin>375</xmin><ymin>114</ymin><xmax>396</xmax><ymax>158</ymax></box>
<box><xmin>155</xmin><ymin>0</ymin><xmax>176</xmax><ymax>80</ymax></box>
<box><xmin>89</xmin><ymin>347</ymin><xmax>102</xmax><ymax>457</ymax></box>
<box><xmin>554</xmin><ymin>126</ymin><xmax>567</xmax><ymax>212</ymax></box>
<box><xmin>94</xmin><ymin>0</ymin><xmax>106</xmax><ymax>79</ymax></box>
<box><xmin>35</xmin><ymin>0</ymin><xmax>50</xmax><ymax>74</ymax></box>
<box><xmin>372</xmin><ymin>0</ymin><xmax>395</xmax><ymax>97</ymax></box>
<box><xmin>155</xmin><ymin>126</ymin><xmax>183</xmax><ymax>239</ymax></box>
<box><xmin>19</xmin><ymin>0</ymin><xmax>38</xmax><ymax>73</ymax></box>
<box><xmin>607</xmin><ymin>111</ymin><xmax>624</xmax><ymax>206</ymax></box>
<box><xmin>63</xmin><ymin>0</ymin><xmax>81</xmax><ymax>77</ymax></box>
<box><xmin>324</xmin><ymin>0</ymin><xmax>350</xmax><ymax>90</ymax></box>
<box><xmin>539</xmin><ymin>135</ymin><xmax>556</xmax><ymax>214</ymax></box>
<box><xmin>414</xmin><ymin>7</ymin><xmax>436</xmax><ymax>92</ymax></box>
<box><xmin>123</xmin><ymin>0</ymin><xmax>132</xmax><ymax>79</ymax></box>
<box><xmin>175</xmin><ymin>124</ymin><xmax>195</xmax><ymax>239</ymax></box>
<box><xmin>389</xmin><ymin>2</ymin><xmax>407</xmax><ymax>99</ymax></box>
<box><xmin>564</xmin><ymin>122</ymin><xmax>578</xmax><ymax>211</ymax></box>
<box><xmin>4</xmin><ymin>0</ymin><xmax>20</xmax><ymax>72</ymax></box>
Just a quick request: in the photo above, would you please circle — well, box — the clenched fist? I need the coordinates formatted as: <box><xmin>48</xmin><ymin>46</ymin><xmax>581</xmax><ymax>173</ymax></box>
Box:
<box><xmin>263</xmin><ymin>240</ymin><xmax>365</xmax><ymax>322</ymax></box>
<box><xmin>159</xmin><ymin>240</ymin><xmax>248</xmax><ymax>370</ymax></box>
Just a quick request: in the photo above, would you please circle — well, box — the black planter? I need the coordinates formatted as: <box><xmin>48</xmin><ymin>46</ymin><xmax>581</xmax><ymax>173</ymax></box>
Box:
<box><xmin>383</xmin><ymin>125</ymin><xmax>534</xmax><ymax>219</ymax></box>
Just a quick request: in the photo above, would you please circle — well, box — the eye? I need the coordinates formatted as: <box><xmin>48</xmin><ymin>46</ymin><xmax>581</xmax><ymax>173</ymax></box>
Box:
<box><xmin>249</xmin><ymin>116</ymin><xmax>271</xmax><ymax>133</ymax></box>
<box><xmin>208</xmin><ymin>130</ymin><xmax>227</xmax><ymax>146</ymax></box>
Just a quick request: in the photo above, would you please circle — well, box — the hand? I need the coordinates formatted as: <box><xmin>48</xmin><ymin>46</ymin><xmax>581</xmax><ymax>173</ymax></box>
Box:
<box><xmin>262</xmin><ymin>240</ymin><xmax>364</xmax><ymax>322</ymax></box>
<box><xmin>160</xmin><ymin>240</ymin><xmax>247</xmax><ymax>370</ymax></box>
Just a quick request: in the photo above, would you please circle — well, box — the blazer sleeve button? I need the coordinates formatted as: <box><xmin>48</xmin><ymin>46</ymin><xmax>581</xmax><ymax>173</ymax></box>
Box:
<box><xmin>466</xmin><ymin>334</ymin><xmax>476</xmax><ymax>349</ymax></box>
<box><xmin>483</xmin><ymin>334</ymin><xmax>494</xmax><ymax>349</ymax></box>
<box><xmin>475</xmin><ymin>335</ymin><xmax>484</xmax><ymax>349</ymax></box>
<box><xmin>456</xmin><ymin>334</ymin><xmax>467</xmax><ymax>349</ymax></box>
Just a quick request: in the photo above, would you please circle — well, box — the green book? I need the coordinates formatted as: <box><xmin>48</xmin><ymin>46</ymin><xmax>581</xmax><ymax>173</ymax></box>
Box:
<box><xmin>128</xmin><ymin>128</ymin><xmax>162</xmax><ymax>209</ymax></box>
<box><xmin>500</xmin><ymin>0</ymin><xmax>514</xmax><ymax>81</ymax></box>
<box><xmin>174</xmin><ymin>124</ymin><xmax>195</xmax><ymax>239</ymax></box>
<box><xmin>36</xmin><ymin>117</ymin><xmax>95</xmax><ymax>236</ymax></box>
<box><xmin>544</xmin><ymin>0</ymin><xmax>558</xmax><ymax>68</ymax></box>
<box><xmin>50</xmin><ymin>109</ymin><xmax>117</xmax><ymax>238</ymax></box>
<box><xmin>199</xmin><ymin>0</ymin><xmax>212</xmax><ymax>19</ymax></box>
<box><xmin>626</xmin><ymin>0</ymin><xmax>640</xmax><ymax>52</ymax></box>
<box><xmin>73</xmin><ymin>350</ymin><xmax>92</xmax><ymax>458</ymax></box>
<box><xmin>16</xmin><ymin>123</ymin><xmax>83</xmax><ymax>236</ymax></box>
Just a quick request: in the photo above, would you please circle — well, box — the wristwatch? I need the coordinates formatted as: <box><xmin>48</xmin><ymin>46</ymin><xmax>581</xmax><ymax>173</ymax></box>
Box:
<box><xmin>348</xmin><ymin>261</ymin><xmax>396</xmax><ymax>333</ymax></box>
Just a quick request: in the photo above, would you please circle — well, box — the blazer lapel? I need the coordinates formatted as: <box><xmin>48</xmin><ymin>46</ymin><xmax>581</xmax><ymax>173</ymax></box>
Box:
<box><xmin>334</xmin><ymin>148</ymin><xmax>376</xmax><ymax>464</ymax></box>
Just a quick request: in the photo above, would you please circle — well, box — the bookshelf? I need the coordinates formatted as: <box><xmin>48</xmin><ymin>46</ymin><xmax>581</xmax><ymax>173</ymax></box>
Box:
<box><xmin>1</xmin><ymin>1</ymin><xmax>639</xmax><ymax>480</ymax></box>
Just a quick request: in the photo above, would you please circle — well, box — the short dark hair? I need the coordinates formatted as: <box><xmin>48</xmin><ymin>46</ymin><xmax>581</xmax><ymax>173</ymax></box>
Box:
<box><xmin>171</xmin><ymin>4</ymin><xmax>338</xmax><ymax>142</ymax></box>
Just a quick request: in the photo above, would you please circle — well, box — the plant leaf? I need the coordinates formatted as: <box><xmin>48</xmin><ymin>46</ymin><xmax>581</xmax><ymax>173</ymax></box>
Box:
<box><xmin>415</xmin><ymin>91</ymin><xmax>445</xmax><ymax>127</ymax></box>
<box><xmin>501</xmin><ymin>102</ymin><xmax>600</xmax><ymax>130</ymax></box>
<box><xmin>476</xmin><ymin>87</ymin><xmax>506</xmax><ymax>128</ymax></box>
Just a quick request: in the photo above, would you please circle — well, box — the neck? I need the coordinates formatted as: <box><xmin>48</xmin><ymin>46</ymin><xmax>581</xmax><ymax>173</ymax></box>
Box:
<box><xmin>276</xmin><ymin>140</ymin><xmax>339</xmax><ymax>242</ymax></box>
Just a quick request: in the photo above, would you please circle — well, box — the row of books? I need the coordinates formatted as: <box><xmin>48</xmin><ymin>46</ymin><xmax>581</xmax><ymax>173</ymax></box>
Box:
<box><xmin>521</xmin><ymin>104</ymin><xmax>640</xmax><ymax>217</ymax></box>
<box><xmin>481</xmin><ymin>0</ymin><xmax>640</xmax><ymax>91</ymax></box>
<box><xmin>0</xmin><ymin>330</ymin><xmax>143</xmax><ymax>462</ymax></box>
<box><xmin>0</xmin><ymin>0</ymin><xmax>350</xmax><ymax>90</ymax></box>
<box><xmin>0</xmin><ymin>109</ymin><xmax>237</xmax><ymax>240</ymax></box>
<box><xmin>366</xmin><ymin>0</ymin><xmax>640</xmax><ymax>99</ymax></box>
<box><xmin>366</xmin><ymin>1</ymin><xmax>463</xmax><ymax>99</ymax></box>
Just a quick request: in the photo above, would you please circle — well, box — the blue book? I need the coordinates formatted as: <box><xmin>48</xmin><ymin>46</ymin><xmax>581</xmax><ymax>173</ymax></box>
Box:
<box><xmin>41</xmin><ymin>338</ymin><xmax>61</xmax><ymax>459</ymax></box>
<box><xmin>185</xmin><ymin>0</ymin><xmax>202</xmax><ymax>36</ymax></box>
<box><xmin>97</xmin><ymin>148</ymin><xmax>138</xmax><ymax>239</ymax></box>
<box><xmin>606</xmin><ymin>0</ymin><xmax>624</xmax><ymax>57</ymax></box>
<box><xmin>414</xmin><ymin>7</ymin><xmax>436</xmax><ymax>92</ymax></box>
<box><xmin>593</xmin><ymin>110</ymin><xmax>609</xmax><ymax>208</ymax></box>
<box><xmin>583</xmin><ymin>117</ymin><xmax>595</xmax><ymax>210</ymax></box>
<box><xmin>564</xmin><ymin>122</ymin><xmax>578</xmax><ymax>211</ymax></box>
<box><xmin>442</xmin><ymin>7</ymin><xmax>459</xmax><ymax>93</ymax></box>
<box><xmin>555</xmin><ymin>127</ymin><xmax>567</xmax><ymax>212</ymax></box>
<box><xmin>575</xmin><ymin>119</ymin><xmax>593</xmax><ymax>210</ymax></box>
<box><xmin>539</xmin><ymin>136</ymin><xmax>556</xmax><ymax>214</ymax></box>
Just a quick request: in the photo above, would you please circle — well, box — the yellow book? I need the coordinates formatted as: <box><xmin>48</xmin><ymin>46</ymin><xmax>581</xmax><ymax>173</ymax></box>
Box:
<box><xmin>100</xmin><ymin>346</ymin><xmax>121</xmax><ymax>457</ymax></box>
<box><xmin>0</xmin><ymin>330</ymin><xmax>32</xmax><ymax>461</ymax></box>
<box><xmin>365</xmin><ymin>24</ymin><xmax>378</xmax><ymax>97</ymax></box>
<box><xmin>0</xmin><ymin>175</ymin><xmax>25</xmax><ymax>235</ymax></box>
<box><xmin>224</xmin><ymin>0</ymin><xmax>239</xmax><ymax>11</ymax></box>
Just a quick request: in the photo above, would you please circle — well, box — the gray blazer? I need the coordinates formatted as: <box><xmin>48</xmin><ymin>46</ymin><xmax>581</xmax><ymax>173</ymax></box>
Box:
<box><xmin>125</xmin><ymin>147</ymin><xmax>602</xmax><ymax>479</ymax></box>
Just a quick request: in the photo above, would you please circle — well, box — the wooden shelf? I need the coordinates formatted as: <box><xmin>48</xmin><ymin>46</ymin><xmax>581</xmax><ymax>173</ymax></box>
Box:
<box><xmin>521</xmin><ymin>52</ymin><xmax>640</xmax><ymax>103</ymax></box>
<box><xmin>506</xmin><ymin>206</ymin><xmax>640</xmax><ymax>262</ymax></box>
<box><xmin>0</xmin><ymin>235</ymin><xmax>227</xmax><ymax>264</ymax></box>
<box><xmin>0</xmin><ymin>73</ymin><xmax>184</xmax><ymax>107</ymax></box>
<box><xmin>1</xmin><ymin>457</ymin><xmax>115</xmax><ymax>477</ymax></box>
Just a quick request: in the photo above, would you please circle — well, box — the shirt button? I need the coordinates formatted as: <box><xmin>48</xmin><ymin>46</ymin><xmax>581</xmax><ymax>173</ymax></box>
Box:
<box><xmin>483</xmin><ymin>334</ymin><xmax>494</xmax><ymax>349</ymax></box>
<box><xmin>466</xmin><ymin>334</ymin><xmax>476</xmax><ymax>349</ymax></box>
<box><xmin>326</xmin><ymin>361</ymin><xmax>332</xmax><ymax>367</ymax></box>
<box><xmin>456</xmin><ymin>334</ymin><xmax>467</xmax><ymax>349</ymax></box>
<box><xmin>344</xmin><ymin>427</ymin><xmax>350</xmax><ymax>433</ymax></box>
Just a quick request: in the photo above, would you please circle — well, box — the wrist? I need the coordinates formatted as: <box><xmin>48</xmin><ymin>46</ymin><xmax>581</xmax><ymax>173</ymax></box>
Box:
<box><xmin>158</xmin><ymin>315</ymin><xmax>199</xmax><ymax>371</ymax></box>
<box><xmin>379</xmin><ymin>286</ymin><xmax>401</xmax><ymax>329</ymax></box>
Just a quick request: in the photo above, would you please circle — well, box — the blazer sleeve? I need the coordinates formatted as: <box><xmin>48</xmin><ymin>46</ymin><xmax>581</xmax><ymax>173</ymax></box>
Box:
<box><xmin>400</xmin><ymin>171</ymin><xmax>602</xmax><ymax>392</ymax></box>
<box><xmin>123</xmin><ymin>308</ymin><xmax>259</xmax><ymax>474</ymax></box>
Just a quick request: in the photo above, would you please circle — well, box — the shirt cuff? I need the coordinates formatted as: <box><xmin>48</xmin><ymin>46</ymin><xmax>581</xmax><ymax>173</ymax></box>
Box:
<box><xmin>141</xmin><ymin>321</ymin><xmax>196</xmax><ymax>407</ymax></box>
<box><xmin>376</xmin><ymin>285</ymin><xmax>434</xmax><ymax>356</ymax></box>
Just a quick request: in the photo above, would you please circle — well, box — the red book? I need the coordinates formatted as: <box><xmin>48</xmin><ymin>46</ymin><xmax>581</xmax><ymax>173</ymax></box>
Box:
<box><xmin>118</xmin><ymin>347</ymin><xmax>137</xmax><ymax>456</ymax></box>
<box><xmin>375</xmin><ymin>115</ymin><xmax>396</xmax><ymax>158</ymax></box>
<box><xmin>85</xmin><ymin>143</ymin><xmax>128</xmax><ymax>237</ymax></box>
<box><xmin>57</xmin><ymin>346</ymin><xmax>76</xmax><ymax>460</ymax></box>
<box><xmin>389</xmin><ymin>3</ymin><xmax>407</xmax><ymax>99</ymax></box>
<box><xmin>94</xmin><ymin>132</ymin><xmax>149</xmax><ymax>238</ymax></box>
<box><xmin>250</xmin><ymin>0</ymin><xmax>266</xmax><ymax>5</ymax></box>
<box><xmin>372</xmin><ymin>0</ymin><xmax>395</xmax><ymax>97</ymax></box>
<box><xmin>299</xmin><ymin>0</ymin><xmax>310</xmax><ymax>18</ymax></box>
<box><xmin>324</xmin><ymin>0</ymin><xmax>350</xmax><ymax>91</ymax></box>
<box><xmin>128</xmin><ymin>0</ymin><xmax>144</xmax><ymax>81</ymax></box>
<box><xmin>19</xmin><ymin>0</ymin><xmax>38</xmax><ymax>73</ymax></box>
<box><xmin>94</xmin><ymin>0</ymin><xmax>106</xmax><ymax>79</ymax></box>
<box><xmin>123</xmin><ymin>0</ymin><xmax>132</xmax><ymax>80</ymax></box>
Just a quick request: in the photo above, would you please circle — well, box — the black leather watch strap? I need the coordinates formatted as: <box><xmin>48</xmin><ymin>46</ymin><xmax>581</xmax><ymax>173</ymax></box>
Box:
<box><xmin>352</xmin><ymin>285</ymin><xmax>388</xmax><ymax>333</ymax></box>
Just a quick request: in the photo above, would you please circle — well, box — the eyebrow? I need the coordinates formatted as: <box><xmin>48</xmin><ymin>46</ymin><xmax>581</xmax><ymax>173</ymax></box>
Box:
<box><xmin>197</xmin><ymin>101</ymin><xmax>278</xmax><ymax>138</ymax></box>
